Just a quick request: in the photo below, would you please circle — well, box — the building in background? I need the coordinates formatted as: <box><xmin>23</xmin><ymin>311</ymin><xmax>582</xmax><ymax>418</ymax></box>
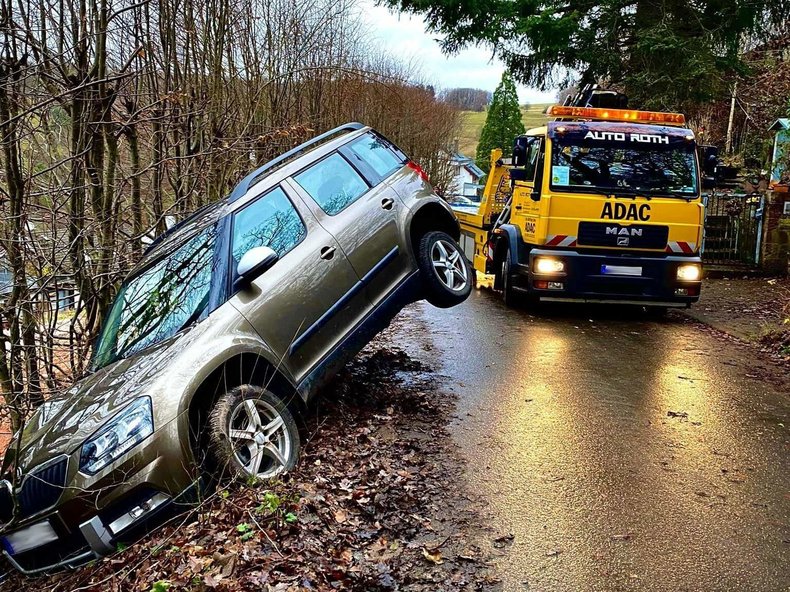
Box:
<box><xmin>447</xmin><ymin>152</ymin><xmax>485</xmax><ymax>203</ymax></box>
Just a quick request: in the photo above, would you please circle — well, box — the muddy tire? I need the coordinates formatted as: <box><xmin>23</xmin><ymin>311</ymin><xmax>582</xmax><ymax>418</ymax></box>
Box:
<box><xmin>207</xmin><ymin>385</ymin><xmax>300</xmax><ymax>481</ymax></box>
<box><xmin>500</xmin><ymin>246</ymin><xmax>518</xmax><ymax>307</ymax></box>
<box><xmin>417</xmin><ymin>231</ymin><xmax>473</xmax><ymax>308</ymax></box>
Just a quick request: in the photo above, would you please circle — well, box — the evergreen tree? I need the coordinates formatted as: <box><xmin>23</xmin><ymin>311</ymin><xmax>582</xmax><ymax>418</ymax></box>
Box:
<box><xmin>384</xmin><ymin>0</ymin><xmax>789</xmax><ymax>111</ymax></box>
<box><xmin>476</xmin><ymin>72</ymin><xmax>525</xmax><ymax>172</ymax></box>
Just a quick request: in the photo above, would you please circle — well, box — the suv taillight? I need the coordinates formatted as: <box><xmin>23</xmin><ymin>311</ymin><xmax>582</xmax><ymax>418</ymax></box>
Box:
<box><xmin>407</xmin><ymin>161</ymin><xmax>430</xmax><ymax>183</ymax></box>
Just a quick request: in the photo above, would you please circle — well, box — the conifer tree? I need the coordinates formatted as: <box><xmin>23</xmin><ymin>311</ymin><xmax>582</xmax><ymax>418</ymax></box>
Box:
<box><xmin>476</xmin><ymin>72</ymin><xmax>525</xmax><ymax>172</ymax></box>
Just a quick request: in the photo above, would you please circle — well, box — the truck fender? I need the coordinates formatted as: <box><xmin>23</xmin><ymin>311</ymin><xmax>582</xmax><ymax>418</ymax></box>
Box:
<box><xmin>491</xmin><ymin>224</ymin><xmax>522</xmax><ymax>289</ymax></box>
<box><xmin>494</xmin><ymin>224</ymin><xmax>522</xmax><ymax>265</ymax></box>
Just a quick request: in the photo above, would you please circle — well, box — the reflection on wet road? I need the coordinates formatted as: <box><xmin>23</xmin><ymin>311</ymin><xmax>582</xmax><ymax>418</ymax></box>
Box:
<box><xmin>415</xmin><ymin>291</ymin><xmax>789</xmax><ymax>591</ymax></box>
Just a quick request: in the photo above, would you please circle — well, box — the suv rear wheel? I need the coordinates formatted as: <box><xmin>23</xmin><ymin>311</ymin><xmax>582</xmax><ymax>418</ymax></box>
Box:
<box><xmin>207</xmin><ymin>385</ymin><xmax>300</xmax><ymax>480</ymax></box>
<box><xmin>418</xmin><ymin>231</ymin><xmax>473</xmax><ymax>308</ymax></box>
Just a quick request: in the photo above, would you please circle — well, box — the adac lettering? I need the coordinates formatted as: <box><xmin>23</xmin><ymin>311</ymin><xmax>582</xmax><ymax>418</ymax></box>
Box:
<box><xmin>600</xmin><ymin>202</ymin><xmax>651</xmax><ymax>221</ymax></box>
<box><xmin>584</xmin><ymin>131</ymin><xmax>669</xmax><ymax>144</ymax></box>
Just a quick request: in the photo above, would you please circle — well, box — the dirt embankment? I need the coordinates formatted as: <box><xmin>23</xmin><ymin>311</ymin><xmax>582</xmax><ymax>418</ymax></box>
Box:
<box><xmin>6</xmin><ymin>331</ymin><xmax>496</xmax><ymax>591</ymax></box>
<box><xmin>683</xmin><ymin>276</ymin><xmax>790</xmax><ymax>366</ymax></box>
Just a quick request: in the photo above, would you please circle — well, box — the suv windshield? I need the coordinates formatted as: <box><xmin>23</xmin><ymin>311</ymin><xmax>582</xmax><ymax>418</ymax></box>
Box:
<box><xmin>92</xmin><ymin>226</ymin><xmax>216</xmax><ymax>369</ymax></box>
<box><xmin>551</xmin><ymin>133</ymin><xmax>698</xmax><ymax>197</ymax></box>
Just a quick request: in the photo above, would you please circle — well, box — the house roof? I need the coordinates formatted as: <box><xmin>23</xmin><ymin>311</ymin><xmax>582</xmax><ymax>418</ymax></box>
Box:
<box><xmin>465</xmin><ymin>161</ymin><xmax>485</xmax><ymax>178</ymax></box>
<box><xmin>769</xmin><ymin>118</ymin><xmax>790</xmax><ymax>131</ymax></box>
<box><xmin>449</xmin><ymin>152</ymin><xmax>485</xmax><ymax>178</ymax></box>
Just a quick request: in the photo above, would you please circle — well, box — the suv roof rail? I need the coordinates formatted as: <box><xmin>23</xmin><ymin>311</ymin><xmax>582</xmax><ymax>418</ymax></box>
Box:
<box><xmin>228</xmin><ymin>122</ymin><xmax>366</xmax><ymax>203</ymax></box>
<box><xmin>142</xmin><ymin>202</ymin><xmax>216</xmax><ymax>256</ymax></box>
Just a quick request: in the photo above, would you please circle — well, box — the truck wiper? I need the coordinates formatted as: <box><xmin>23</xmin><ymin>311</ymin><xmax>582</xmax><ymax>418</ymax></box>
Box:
<box><xmin>577</xmin><ymin>187</ymin><xmax>651</xmax><ymax>200</ymax></box>
<box><xmin>641</xmin><ymin>190</ymin><xmax>696</xmax><ymax>202</ymax></box>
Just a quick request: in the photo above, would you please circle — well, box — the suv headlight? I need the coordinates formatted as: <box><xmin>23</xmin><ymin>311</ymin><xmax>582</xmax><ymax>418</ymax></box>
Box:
<box><xmin>79</xmin><ymin>397</ymin><xmax>153</xmax><ymax>475</ymax></box>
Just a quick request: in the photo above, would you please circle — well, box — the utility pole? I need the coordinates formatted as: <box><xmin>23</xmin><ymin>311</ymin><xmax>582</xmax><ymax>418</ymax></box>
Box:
<box><xmin>725</xmin><ymin>81</ymin><xmax>737</xmax><ymax>154</ymax></box>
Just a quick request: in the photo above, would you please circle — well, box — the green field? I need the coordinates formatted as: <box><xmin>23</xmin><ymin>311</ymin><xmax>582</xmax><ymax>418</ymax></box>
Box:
<box><xmin>457</xmin><ymin>103</ymin><xmax>551</xmax><ymax>158</ymax></box>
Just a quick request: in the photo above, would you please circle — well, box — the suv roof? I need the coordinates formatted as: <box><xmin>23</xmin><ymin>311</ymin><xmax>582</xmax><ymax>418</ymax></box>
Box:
<box><xmin>140</xmin><ymin>122</ymin><xmax>371</xmax><ymax>266</ymax></box>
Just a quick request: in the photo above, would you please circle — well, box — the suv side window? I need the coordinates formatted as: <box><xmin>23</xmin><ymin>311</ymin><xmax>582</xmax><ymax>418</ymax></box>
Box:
<box><xmin>345</xmin><ymin>133</ymin><xmax>404</xmax><ymax>181</ymax></box>
<box><xmin>293</xmin><ymin>153</ymin><xmax>369</xmax><ymax>216</ymax></box>
<box><xmin>231</xmin><ymin>186</ymin><xmax>306</xmax><ymax>265</ymax></box>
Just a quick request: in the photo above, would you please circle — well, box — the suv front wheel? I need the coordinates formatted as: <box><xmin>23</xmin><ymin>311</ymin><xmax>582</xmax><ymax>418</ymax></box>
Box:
<box><xmin>207</xmin><ymin>385</ymin><xmax>300</xmax><ymax>480</ymax></box>
<box><xmin>417</xmin><ymin>231</ymin><xmax>473</xmax><ymax>308</ymax></box>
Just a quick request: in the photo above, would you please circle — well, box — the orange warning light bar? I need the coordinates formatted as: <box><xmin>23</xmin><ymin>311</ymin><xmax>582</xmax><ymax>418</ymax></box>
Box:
<box><xmin>546</xmin><ymin>105</ymin><xmax>686</xmax><ymax>126</ymax></box>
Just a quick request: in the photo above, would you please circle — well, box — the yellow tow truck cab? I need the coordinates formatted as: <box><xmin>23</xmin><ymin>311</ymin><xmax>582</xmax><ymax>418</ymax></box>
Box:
<box><xmin>453</xmin><ymin>105</ymin><xmax>710</xmax><ymax>308</ymax></box>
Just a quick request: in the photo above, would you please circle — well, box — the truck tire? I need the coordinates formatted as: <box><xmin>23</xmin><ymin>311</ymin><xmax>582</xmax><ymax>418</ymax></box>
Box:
<box><xmin>207</xmin><ymin>385</ymin><xmax>300</xmax><ymax>481</ymax></box>
<box><xmin>500</xmin><ymin>246</ymin><xmax>518</xmax><ymax>306</ymax></box>
<box><xmin>418</xmin><ymin>231</ymin><xmax>473</xmax><ymax>308</ymax></box>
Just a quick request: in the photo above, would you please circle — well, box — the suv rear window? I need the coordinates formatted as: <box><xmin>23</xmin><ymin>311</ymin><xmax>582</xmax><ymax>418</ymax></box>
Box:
<box><xmin>346</xmin><ymin>134</ymin><xmax>403</xmax><ymax>180</ymax></box>
<box><xmin>294</xmin><ymin>153</ymin><xmax>369</xmax><ymax>215</ymax></box>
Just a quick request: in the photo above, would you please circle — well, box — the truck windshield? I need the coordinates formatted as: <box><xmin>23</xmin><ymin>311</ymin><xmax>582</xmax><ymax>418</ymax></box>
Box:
<box><xmin>551</xmin><ymin>136</ymin><xmax>698</xmax><ymax>197</ymax></box>
<box><xmin>92</xmin><ymin>225</ymin><xmax>216</xmax><ymax>370</ymax></box>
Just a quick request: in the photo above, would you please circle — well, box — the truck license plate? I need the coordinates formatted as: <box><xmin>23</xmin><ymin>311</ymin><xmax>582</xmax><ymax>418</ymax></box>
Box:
<box><xmin>601</xmin><ymin>265</ymin><xmax>642</xmax><ymax>276</ymax></box>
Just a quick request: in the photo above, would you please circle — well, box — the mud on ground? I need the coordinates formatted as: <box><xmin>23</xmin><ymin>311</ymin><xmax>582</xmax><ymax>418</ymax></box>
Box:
<box><xmin>6</xmin><ymin>322</ymin><xmax>496</xmax><ymax>592</ymax></box>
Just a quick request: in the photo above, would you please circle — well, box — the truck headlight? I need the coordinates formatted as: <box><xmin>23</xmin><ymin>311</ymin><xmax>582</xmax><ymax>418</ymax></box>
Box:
<box><xmin>676</xmin><ymin>264</ymin><xmax>701</xmax><ymax>282</ymax></box>
<box><xmin>535</xmin><ymin>257</ymin><xmax>565</xmax><ymax>274</ymax></box>
<box><xmin>79</xmin><ymin>397</ymin><xmax>153</xmax><ymax>475</ymax></box>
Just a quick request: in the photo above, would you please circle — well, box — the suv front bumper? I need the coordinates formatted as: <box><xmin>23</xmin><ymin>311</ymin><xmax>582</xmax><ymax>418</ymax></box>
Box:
<box><xmin>512</xmin><ymin>249</ymin><xmax>702</xmax><ymax>307</ymax></box>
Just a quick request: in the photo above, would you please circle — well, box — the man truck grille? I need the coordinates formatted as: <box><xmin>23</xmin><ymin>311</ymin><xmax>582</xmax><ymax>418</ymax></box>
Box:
<box><xmin>578</xmin><ymin>222</ymin><xmax>669</xmax><ymax>250</ymax></box>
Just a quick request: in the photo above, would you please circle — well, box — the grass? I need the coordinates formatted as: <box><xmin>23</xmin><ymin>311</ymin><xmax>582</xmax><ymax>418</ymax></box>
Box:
<box><xmin>456</xmin><ymin>103</ymin><xmax>551</xmax><ymax>158</ymax></box>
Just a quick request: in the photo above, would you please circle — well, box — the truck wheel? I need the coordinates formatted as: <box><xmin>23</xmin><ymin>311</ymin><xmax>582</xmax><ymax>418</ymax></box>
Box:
<box><xmin>500</xmin><ymin>247</ymin><xmax>518</xmax><ymax>306</ymax></box>
<box><xmin>418</xmin><ymin>231</ymin><xmax>473</xmax><ymax>308</ymax></box>
<box><xmin>207</xmin><ymin>385</ymin><xmax>300</xmax><ymax>481</ymax></box>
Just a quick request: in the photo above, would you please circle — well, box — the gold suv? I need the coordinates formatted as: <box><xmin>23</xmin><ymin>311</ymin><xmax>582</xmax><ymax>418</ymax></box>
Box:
<box><xmin>0</xmin><ymin>123</ymin><xmax>472</xmax><ymax>573</ymax></box>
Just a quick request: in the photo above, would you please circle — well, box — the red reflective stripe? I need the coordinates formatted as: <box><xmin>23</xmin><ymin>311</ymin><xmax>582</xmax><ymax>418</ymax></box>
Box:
<box><xmin>678</xmin><ymin>241</ymin><xmax>693</xmax><ymax>254</ymax></box>
<box><xmin>568</xmin><ymin>239</ymin><xmax>577</xmax><ymax>247</ymax></box>
<box><xmin>546</xmin><ymin>235</ymin><xmax>565</xmax><ymax>246</ymax></box>
<box><xmin>665</xmin><ymin>245</ymin><xmax>673</xmax><ymax>253</ymax></box>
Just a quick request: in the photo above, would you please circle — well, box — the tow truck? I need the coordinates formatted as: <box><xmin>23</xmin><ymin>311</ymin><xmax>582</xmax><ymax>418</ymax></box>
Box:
<box><xmin>452</xmin><ymin>89</ymin><xmax>718</xmax><ymax>311</ymax></box>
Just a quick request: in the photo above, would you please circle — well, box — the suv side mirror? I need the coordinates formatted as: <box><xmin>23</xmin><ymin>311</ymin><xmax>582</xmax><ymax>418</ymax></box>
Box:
<box><xmin>235</xmin><ymin>246</ymin><xmax>279</xmax><ymax>289</ymax></box>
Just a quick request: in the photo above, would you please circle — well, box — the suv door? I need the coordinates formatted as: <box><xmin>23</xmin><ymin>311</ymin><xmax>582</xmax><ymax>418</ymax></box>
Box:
<box><xmin>229</xmin><ymin>185</ymin><xmax>370</xmax><ymax>382</ymax></box>
<box><xmin>288</xmin><ymin>136</ymin><xmax>412</xmax><ymax>306</ymax></box>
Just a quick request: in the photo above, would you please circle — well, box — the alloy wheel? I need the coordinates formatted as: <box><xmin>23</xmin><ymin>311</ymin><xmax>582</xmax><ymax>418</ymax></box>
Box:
<box><xmin>430</xmin><ymin>239</ymin><xmax>468</xmax><ymax>292</ymax></box>
<box><xmin>227</xmin><ymin>399</ymin><xmax>292</xmax><ymax>479</ymax></box>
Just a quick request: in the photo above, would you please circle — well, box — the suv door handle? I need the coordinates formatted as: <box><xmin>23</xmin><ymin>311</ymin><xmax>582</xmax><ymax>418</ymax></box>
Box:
<box><xmin>381</xmin><ymin>197</ymin><xmax>395</xmax><ymax>210</ymax></box>
<box><xmin>320</xmin><ymin>246</ymin><xmax>336</xmax><ymax>260</ymax></box>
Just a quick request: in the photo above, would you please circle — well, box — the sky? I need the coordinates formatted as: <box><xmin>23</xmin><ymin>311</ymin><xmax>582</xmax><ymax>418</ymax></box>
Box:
<box><xmin>357</xmin><ymin>1</ymin><xmax>558</xmax><ymax>105</ymax></box>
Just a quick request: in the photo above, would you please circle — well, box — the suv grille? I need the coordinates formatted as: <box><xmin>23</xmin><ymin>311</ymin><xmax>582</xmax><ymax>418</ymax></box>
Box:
<box><xmin>18</xmin><ymin>456</ymin><xmax>68</xmax><ymax>519</ymax></box>
<box><xmin>0</xmin><ymin>481</ymin><xmax>13</xmax><ymax>523</ymax></box>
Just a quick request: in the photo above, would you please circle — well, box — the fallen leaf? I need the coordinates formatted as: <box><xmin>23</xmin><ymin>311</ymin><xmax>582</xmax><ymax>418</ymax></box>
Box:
<box><xmin>422</xmin><ymin>547</ymin><xmax>444</xmax><ymax>565</ymax></box>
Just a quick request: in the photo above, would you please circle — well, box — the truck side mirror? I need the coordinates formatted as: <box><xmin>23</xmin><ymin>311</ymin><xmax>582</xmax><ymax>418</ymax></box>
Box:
<box><xmin>510</xmin><ymin>168</ymin><xmax>529</xmax><ymax>182</ymax></box>
<box><xmin>701</xmin><ymin>145</ymin><xmax>719</xmax><ymax>176</ymax></box>
<box><xmin>512</xmin><ymin>137</ymin><xmax>529</xmax><ymax>167</ymax></box>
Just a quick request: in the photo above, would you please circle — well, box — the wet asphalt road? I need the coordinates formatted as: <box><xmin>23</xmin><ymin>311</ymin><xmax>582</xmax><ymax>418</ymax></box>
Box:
<box><xmin>406</xmin><ymin>290</ymin><xmax>789</xmax><ymax>592</ymax></box>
